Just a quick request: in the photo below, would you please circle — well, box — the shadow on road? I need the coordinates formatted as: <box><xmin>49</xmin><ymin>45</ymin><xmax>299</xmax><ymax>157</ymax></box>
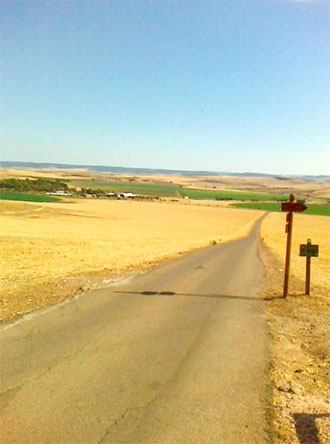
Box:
<box><xmin>114</xmin><ymin>290</ymin><xmax>263</xmax><ymax>302</ymax></box>
<box><xmin>293</xmin><ymin>413</ymin><xmax>330</xmax><ymax>444</ymax></box>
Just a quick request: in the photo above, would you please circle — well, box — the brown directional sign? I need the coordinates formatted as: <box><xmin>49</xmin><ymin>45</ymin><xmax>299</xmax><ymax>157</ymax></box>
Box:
<box><xmin>281</xmin><ymin>202</ymin><xmax>307</xmax><ymax>213</ymax></box>
<box><xmin>300</xmin><ymin>243</ymin><xmax>319</xmax><ymax>257</ymax></box>
<box><xmin>282</xmin><ymin>194</ymin><xmax>308</xmax><ymax>298</ymax></box>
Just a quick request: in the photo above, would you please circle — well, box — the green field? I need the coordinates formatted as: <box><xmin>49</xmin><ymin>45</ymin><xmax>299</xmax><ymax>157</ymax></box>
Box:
<box><xmin>0</xmin><ymin>191</ymin><xmax>60</xmax><ymax>203</ymax></box>
<box><xmin>70</xmin><ymin>180</ymin><xmax>181</xmax><ymax>197</ymax></box>
<box><xmin>178</xmin><ymin>188</ymin><xmax>287</xmax><ymax>201</ymax></box>
<box><xmin>232</xmin><ymin>202</ymin><xmax>330</xmax><ymax>216</ymax></box>
<box><xmin>70</xmin><ymin>179</ymin><xmax>288</xmax><ymax>201</ymax></box>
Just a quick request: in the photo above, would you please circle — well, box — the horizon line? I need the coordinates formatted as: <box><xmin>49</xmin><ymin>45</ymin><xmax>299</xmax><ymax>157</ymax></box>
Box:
<box><xmin>0</xmin><ymin>160</ymin><xmax>329</xmax><ymax>179</ymax></box>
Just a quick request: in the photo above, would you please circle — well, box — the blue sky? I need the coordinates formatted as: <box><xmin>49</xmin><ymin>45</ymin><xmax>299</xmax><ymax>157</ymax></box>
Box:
<box><xmin>1</xmin><ymin>1</ymin><xmax>329</xmax><ymax>175</ymax></box>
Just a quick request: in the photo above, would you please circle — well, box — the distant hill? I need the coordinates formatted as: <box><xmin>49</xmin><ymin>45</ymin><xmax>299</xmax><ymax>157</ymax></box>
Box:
<box><xmin>0</xmin><ymin>161</ymin><xmax>329</xmax><ymax>181</ymax></box>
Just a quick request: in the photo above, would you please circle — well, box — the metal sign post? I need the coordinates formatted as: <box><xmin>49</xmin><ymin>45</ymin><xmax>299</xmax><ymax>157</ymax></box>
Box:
<box><xmin>281</xmin><ymin>194</ymin><xmax>307</xmax><ymax>298</ymax></box>
<box><xmin>299</xmin><ymin>239</ymin><xmax>319</xmax><ymax>295</ymax></box>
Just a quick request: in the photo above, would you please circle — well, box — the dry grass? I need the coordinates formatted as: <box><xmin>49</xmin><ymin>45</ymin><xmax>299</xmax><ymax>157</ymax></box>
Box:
<box><xmin>260</xmin><ymin>213</ymin><xmax>330</xmax><ymax>444</ymax></box>
<box><xmin>261</xmin><ymin>212</ymin><xmax>330</xmax><ymax>291</ymax></box>
<box><xmin>0</xmin><ymin>199</ymin><xmax>261</xmax><ymax>321</ymax></box>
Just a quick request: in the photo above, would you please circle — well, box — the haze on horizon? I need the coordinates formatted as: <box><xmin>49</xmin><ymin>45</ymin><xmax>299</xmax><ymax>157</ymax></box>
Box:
<box><xmin>1</xmin><ymin>1</ymin><xmax>329</xmax><ymax>176</ymax></box>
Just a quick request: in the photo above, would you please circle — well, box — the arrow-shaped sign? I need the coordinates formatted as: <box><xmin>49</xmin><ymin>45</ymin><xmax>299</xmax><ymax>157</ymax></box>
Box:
<box><xmin>281</xmin><ymin>202</ymin><xmax>307</xmax><ymax>213</ymax></box>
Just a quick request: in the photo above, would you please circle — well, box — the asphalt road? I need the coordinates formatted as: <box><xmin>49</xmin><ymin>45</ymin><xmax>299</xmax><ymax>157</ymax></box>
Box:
<box><xmin>0</xmin><ymin>217</ymin><xmax>270</xmax><ymax>444</ymax></box>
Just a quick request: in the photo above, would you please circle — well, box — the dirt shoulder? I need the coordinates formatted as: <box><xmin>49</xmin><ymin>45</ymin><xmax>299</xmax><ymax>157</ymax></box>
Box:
<box><xmin>0</xmin><ymin>255</ymin><xmax>183</xmax><ymax>323</ymax></box>
<box><xmin>259</xmin><ymin>238</ymin><xmax>330</xmax><ymax>444</ymax></box>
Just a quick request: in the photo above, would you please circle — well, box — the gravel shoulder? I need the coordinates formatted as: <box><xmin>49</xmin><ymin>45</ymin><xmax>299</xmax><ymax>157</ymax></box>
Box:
<box><xmin>259</xmin><ymin>238</ymin><xmax>330</xmax><ymax>444</ymax></box>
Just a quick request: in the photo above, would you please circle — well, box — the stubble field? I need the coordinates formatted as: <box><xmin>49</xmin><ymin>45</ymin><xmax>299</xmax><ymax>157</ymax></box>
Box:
<box><xmin>0</xmin><ymin>199</ymin><xmax>261</xmax><ymax>322</ymax></box>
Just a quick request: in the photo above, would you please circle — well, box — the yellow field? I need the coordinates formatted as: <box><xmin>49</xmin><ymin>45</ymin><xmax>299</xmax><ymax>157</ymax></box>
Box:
<box><xmin>261</xmin><ymin>212</ymin><xmax>330</xmax><ymax>291</ymax></box>
<box><xmin>0</xmin><ymin>199</ymin><xmax>261</xmax><ymax>321</ymax></box>
<box><xmin>0</xmin><ymin>168</ymin><xmax>93</xmax><ymax>180</ymax></box>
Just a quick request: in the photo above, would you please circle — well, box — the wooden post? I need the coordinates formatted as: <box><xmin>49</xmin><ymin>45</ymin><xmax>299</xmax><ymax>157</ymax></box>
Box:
<box><xmin>305</xmin><ymin>239</ymin><xmax>311</xmax><ymax>295</ymax></box>
<box><xmin>283</xmin><ymin>194</ymin><xmax>295</xmax><ymax>298</ymax></box>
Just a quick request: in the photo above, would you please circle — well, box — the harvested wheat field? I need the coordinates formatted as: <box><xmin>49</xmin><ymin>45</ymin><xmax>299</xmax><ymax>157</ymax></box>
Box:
<box><xmin>0</xmin><ymin>199</ymin><xmax>261</xmax><ymax>322</ymax></box>
<box><xmin>261</xmin><ymin>212</ymin><xmax>330</xmax><ymax>444</ymax></box>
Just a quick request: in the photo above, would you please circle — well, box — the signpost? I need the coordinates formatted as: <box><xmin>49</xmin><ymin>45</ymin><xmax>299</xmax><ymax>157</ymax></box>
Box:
<box><xmin>299</xmin><ymin>239</ymin><xmax>319</xmax><ymax>295</ymax></box>
<box><xmin>281</xmin><ymin>194</ymin><xmax>307</xmax><ymax>297</ymax></box>
<box><xmin>281</xmin><ymin>202</ymin><xmax>308</xmax><ymax>213</ymax></box>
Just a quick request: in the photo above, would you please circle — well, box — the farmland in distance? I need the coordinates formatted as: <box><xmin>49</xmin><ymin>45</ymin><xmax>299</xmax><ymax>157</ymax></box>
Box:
<box><xmin>0</xmin><ymin>191</ymin><xmax>60</xmax><ymax>203</ymax></box>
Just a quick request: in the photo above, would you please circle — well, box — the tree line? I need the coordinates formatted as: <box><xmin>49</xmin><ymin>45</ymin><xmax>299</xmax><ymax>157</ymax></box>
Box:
<box><xmin>0</xmin><ymin>178</ymin><xmax>69</xmax><ymax>192</ymax></box>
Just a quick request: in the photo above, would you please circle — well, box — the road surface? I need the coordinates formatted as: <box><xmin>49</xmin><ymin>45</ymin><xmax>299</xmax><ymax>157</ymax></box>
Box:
<box><xmin>0</xmin><ymin>217</ymin><xmax>271</xmax><ymax>444</ymax></box>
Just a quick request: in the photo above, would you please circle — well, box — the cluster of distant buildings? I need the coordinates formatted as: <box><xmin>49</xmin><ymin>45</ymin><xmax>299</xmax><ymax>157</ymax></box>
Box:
<box><xmin>46</xmin><ymin>190</ymin><xmax>72</xmax><ymax>196</ymax></box>
<box><xmin>93</xmin><ymin>192</ymin><xmax>139</xmax><ymax>199</ymax></box>
<box><xmin>46</xmin><ymin>190</ymin><xmax>139</xmax><ymax>199</ymax></box>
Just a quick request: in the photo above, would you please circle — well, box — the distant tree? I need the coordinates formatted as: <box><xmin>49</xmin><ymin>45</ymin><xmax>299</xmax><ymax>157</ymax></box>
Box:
<box><xmin>0</xmin><ymin>178</ymin><xmax>69</xmax><ymax>193</ymax></box>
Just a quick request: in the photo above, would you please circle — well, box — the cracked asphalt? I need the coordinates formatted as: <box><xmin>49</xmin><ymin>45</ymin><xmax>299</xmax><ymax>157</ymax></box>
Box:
<box><xmin>0</xmin><ymin>218</ymin><xmax>271</xmax><ymax>443</ymax></box>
